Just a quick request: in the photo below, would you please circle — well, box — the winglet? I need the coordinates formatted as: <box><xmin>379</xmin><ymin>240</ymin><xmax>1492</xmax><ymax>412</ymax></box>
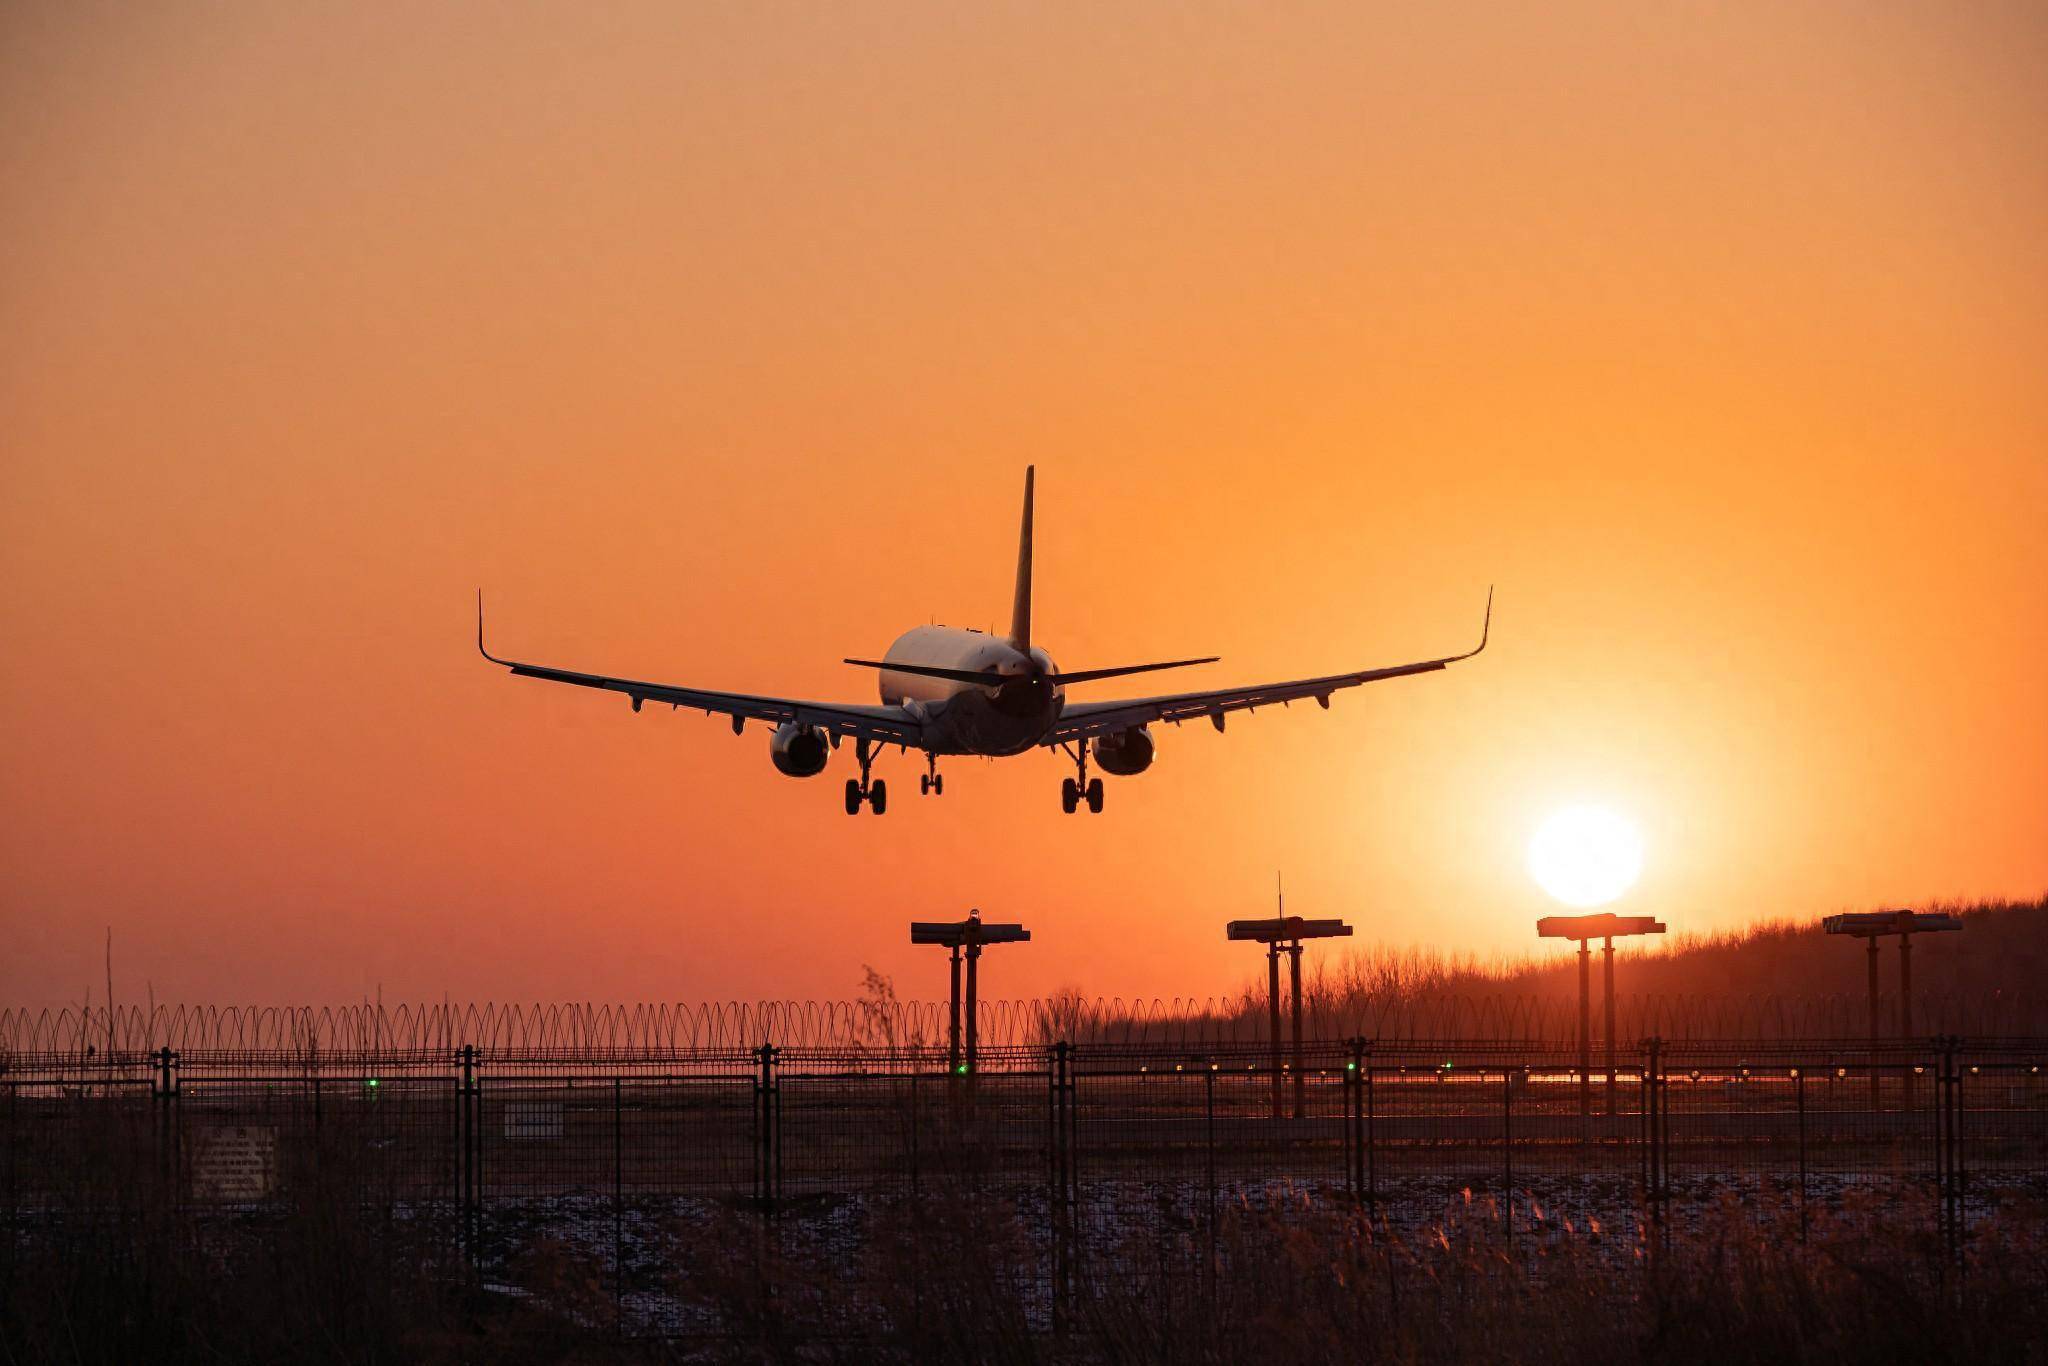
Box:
<box><xmin>477</xmin><ymin>590</ymin><xmax>511</xmax><ymax>666</ymax></box>
<box><xmin>1457</xmin><ymin>585</ymin><xmax>1493</xmax><ymax>661</ymax></box>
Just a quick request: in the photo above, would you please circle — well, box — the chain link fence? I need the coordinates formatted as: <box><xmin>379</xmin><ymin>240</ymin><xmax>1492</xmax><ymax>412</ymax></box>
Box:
<box><xmin>5</xmin><ymin>1035</ymin><xmax>2043</xmax><ymax>1339</ymax></box>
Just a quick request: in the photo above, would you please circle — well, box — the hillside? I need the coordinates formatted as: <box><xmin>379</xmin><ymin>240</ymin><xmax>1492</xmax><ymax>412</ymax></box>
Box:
<box><xmin>1285</xmin><ymin>897</ymin><xmax>2048</xmax><ymax>1039</ymax></box>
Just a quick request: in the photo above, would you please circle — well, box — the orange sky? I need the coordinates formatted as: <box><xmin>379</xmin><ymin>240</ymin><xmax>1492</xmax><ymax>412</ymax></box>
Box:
<box><xmin>3</xmin><ymin>2</ymin><xmax>2044</xmax><ymax>1012</ymax></box>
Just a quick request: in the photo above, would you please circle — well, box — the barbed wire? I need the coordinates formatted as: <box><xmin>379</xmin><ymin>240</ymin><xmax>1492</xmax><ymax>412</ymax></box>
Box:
<box><xmin>2</xmin><ymin>989</ymin><xmax>2038</xmax><ymax>1061</ymax></box>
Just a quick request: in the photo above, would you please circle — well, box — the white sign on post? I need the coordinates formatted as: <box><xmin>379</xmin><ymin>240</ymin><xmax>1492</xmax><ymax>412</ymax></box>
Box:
<box><xmin>192</xmin><ymin>1125</ymin><xmax>278</xmax><ymax>1201</ymax></box>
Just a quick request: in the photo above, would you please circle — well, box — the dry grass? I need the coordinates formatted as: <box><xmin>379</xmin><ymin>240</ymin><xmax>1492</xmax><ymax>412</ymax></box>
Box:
<box><xmin>9</xmin><ymin>1163</ymin><xmax>2047</xmax><ymax>1364</ymax></box>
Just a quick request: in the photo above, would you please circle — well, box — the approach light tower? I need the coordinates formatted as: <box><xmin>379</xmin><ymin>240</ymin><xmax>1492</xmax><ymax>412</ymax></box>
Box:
<box><xmin>1228</xmin><ymin>891</ymin><xmax>1352</xmax><ymax>1120</ymax></box>
<box><xmin>1823</xmin><ymin>909</ymin><xmax>1961</xmax><ymax>1107</ymax></box>
<box><xmin>910</xmin><ymin>911</ymin><xmax>1030</xmax><ymax>1079</ymax></box>
<box><xmin>1536</xmin><ymin>912</ymin><xmax>1667</xmax><ymax>1116</ymax></box>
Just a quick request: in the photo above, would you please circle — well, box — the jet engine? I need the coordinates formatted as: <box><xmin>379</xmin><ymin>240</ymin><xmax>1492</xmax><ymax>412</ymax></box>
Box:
<box><xmin>769</xmin><ymin>722</ymin><xmax>830</xmax><ymax>777</ymax></box>
<box><xmin>1091</xmin><ymin>726</ymin><xmax>1155</xmax><ymax>776</ymax></box>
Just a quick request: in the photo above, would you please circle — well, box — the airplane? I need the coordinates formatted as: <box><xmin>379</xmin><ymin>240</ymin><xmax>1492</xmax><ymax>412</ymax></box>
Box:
<box><xmin>478</xmin><ymin>467</ymin><xmax>1489</xmax><ymax>815</ymax></box>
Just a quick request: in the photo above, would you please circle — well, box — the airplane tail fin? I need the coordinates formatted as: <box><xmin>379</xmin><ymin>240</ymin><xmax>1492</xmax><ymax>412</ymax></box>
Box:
<box><xmin>1009</xmin><ymin>466</ymin><xmax>1033</xmax><ymax>653</ymax></box>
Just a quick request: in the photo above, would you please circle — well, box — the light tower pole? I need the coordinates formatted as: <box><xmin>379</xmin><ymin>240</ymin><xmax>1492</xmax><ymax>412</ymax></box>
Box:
<box><xmin>1228</xmin><ymin>914</ymin><xmax>1353</xmax><ymax>1119</ymax></box>
<box><xmin>1823</xmin><ymin>909</ymin><xmax>1962</xmax><ymax>1110</ymax></box>
<box><xmin>1537</xmin><ymin>914</ymin><xmax>1667</xmax><ymax>1117</ymax></box>
<box><xmin>912</xmin><ymin>911</ymin><xmax>1031</xmax><ymax>1087</ymax></box>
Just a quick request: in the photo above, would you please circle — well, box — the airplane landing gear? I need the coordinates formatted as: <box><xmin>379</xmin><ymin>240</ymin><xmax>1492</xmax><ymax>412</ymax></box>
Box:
<box><xmin>844</xmin><ymin>739</ymin><xmax>888</xmax><ymax>815</ymax></box>
<box><xmin>1058</xmin><ymin>744</ymin><xmax>1105</xmax><ymax>814</ymax></box>
<box><xmin>920</xmin><ymin>754</ymin><xmax>944</xmax><ymax>796</ymax></box>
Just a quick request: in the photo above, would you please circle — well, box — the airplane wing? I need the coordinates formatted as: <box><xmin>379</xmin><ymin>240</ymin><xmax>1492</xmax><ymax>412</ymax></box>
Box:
<box><xmin>1043</xmin><ymin>590</ymin><xmax>1491</xmax><ymax>746</ymax></box>
<box><xmin>478</xmin><ymin>599</ymin><xmax>925</xmax><ymax>747</ymax></box>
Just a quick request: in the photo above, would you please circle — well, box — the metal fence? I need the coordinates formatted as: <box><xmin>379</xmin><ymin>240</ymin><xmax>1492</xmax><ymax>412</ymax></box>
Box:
<box><xmin>6</xmin><ymin>1035</ymin><xmax>2044</xmax><ymax>1335</ymax></box>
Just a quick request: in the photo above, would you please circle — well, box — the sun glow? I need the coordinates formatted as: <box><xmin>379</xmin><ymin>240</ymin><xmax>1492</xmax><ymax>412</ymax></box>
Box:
<box><xmin>1528</xmin><ymin>805</ymin><xmax>1645</xmax><ymax>908</ymax></box>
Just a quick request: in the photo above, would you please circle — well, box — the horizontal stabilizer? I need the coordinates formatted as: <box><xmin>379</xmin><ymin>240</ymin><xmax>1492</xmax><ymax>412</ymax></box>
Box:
<box><xmin>1046</xmin><ymin>657</ymin><xmax>1218</xmax><ymax>685</ymax></box>
<box><xmin>843</xmin><ymin>658</ymin><xmax>1010</xmax><ymax>686</ymax></box>
<box><xmin>842</xmin><ymin>654</ymin><xmax>1218</xmax><ymax>688</ymax></box>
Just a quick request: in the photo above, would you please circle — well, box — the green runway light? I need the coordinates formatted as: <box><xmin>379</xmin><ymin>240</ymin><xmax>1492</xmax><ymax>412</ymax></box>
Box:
<box><xmin>1345</xmin><ymin>1061</ymin><xmax>1356</xmax><ymax>1072</ymax></box>
<box><xmin>366</xmin><ymin>1078</ymin><xmax>380</xmax><ymax>1088</ymax></box>
<box><xmin>955</xmin><ymin>1064</ymin><xmax>968</xmax><ymax>1075</ymax></box>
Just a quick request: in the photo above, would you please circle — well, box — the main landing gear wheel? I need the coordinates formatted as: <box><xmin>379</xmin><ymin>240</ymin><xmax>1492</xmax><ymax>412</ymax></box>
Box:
<box><xmin>919</xmin><ymin>755</ymin><xmax>944</xmax><ymax>797</ymax></box>
<box><xmin>1058</xmin><ymin>742</ymin><xmax>1104</xmax><ymax>814</ymax></box>
<box><xmin>844</xmin><ymin>739</ymin><xmax>888</xmax><ymax>814</ymax></box>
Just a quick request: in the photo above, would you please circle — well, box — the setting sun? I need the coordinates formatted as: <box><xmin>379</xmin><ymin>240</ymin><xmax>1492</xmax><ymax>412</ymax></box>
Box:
<box><xmin>1528</xmin><ymin>805</ymin><xmax>1645</xmax><ymax>908</ymax></box>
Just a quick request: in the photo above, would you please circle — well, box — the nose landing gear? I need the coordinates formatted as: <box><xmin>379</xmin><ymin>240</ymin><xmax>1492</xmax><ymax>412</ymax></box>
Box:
<box><xmin>919</xmin><ymin>753</ymin><xmax>944</xmax><ymax>796</ymax></box>
<box><xmin>844</xmin><ymin>739</ymin><xmax>888</xmax><ymax>815</ymax></box>
<box><xmin>1058</xmin><ymin>744</ymin><xmax>1106</xmax><ymax>814</ymax></box>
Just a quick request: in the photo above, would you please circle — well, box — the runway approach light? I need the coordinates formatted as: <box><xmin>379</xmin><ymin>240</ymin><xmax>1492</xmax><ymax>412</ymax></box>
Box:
<box><xmin>1823</xmin><ymin>908</ymin><xmax>1960</xmax><ymax>1040</ymax></box>
<box><xmin>911</xmin><ymin>912</ymin><xmax>1030</xmax><ymax>1083</ymax></box>
<box><xmin>1535</xmin><ymin>914</ymin><xmax>1666</xmax><ymax>941</ymax></box>
<box><xmin>1824</xmin><ymin>909</ymin><xmax>1961</xmax><ymax>1106</ymax></box>
<box><xmin>1229</xmin><ymin>885</ymin><xmax>1353</xmax><ymax>1121</ymax></box>
<box><xmin>1537</xmin><ymin>912</ymin><xmax>1667</xmax><ymax>1117</ymax></box>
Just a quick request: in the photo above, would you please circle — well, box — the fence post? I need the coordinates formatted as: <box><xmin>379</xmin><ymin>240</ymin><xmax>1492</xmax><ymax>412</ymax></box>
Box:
<box><xmin>909</xmin><ymin>1070</ymin><xmax>921</xmax><ymax>1207</ymax></box>
<box><xmin>1050</xmin><ymin>1041</ymin><xmax>1076</xmax><ymax>1322</ymax></box>
<box><xmin>455</xmin><ymin>1043</ymin><xmax>478</xmax><ymax>1255</ymax></box>
<box><xmin>1338</xmin><ymin>1042</ymin><xmax>1356</xmax><ymax>1205</ymax></box>
<box><xmin>1936</xmin><ymin>1035</ymin><xmax>1963</xmax><ymax>1262</ymax></box>
<box><xmin>1795</xmin><ymin>1065</ymin><xmax>1808</xmax><ymax>1242</ymax></box>
<box><xmin>1644</xmin><ymin>1036</ymin><xmax>1665</xmax><ymax>1225</ymax></box>
<box><xmin>1503</xmin><ymin>1068</ymin><xmax>1514</xmax><ymax>1244</ymax></box>
<box><xmin>1364</xmin><ymin>1041</ymin><xmax>1377</xmax><ymax>1212</ymax></box>
<box><xmin>909</xmin><ymin>1071</ymin><xmax>924</xmax><ymax>1344</ymax></box>
<box><xmin>3</xmin><ymin>1067</ymin><xmax>13</xmax><ymax>1288</ymax></box>
<box><xmin>1951</xmin><ymin>1039</ymin><xmax>1966</xmax><ymax>1259</ymax></box>
<box><xmin>308</xmin><ymin>1039</ymin><xmax>321</xmax><ymax>1180</ymax></box>
<box><xmin>1934</xmin><ymin>1036</ymin><xmax>1950</xmax><ymax>1257</ymax></box>
<box><xmin>1638</xmin><ymin>1044</ymin><xmax>1650</xmax><ymax>1196</ymax></box>
<box><xmin>754</xmin><ymin>1043</ymin><xmax>780</xmax><ymax>1213</ymax></box>
<box><xmin>613</xmin><ymin>1075</ymin><xmax>623</xmax><ymax>1326</ymax></box>
<box><xmin>154</xmin><ymin>1046</ymin><xmax>180</xmax><ymax>1196</ymax></box>
<box><xmin>1204</xmin><ymin>1060</ymin><xmax>1217</xmax><ymax>1273</ymax></box>
<box><xmin>1342</xmin><ymin>1040</ymin><xmax>1363</xmax><ymax>1207</ymax></box>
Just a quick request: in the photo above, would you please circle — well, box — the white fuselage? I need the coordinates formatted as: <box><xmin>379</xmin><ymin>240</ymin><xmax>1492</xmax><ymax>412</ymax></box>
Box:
<box><xmin>877</xmin><ymin>626</ymin><xmax>1064</xmax><ymax>756</ymax></box>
